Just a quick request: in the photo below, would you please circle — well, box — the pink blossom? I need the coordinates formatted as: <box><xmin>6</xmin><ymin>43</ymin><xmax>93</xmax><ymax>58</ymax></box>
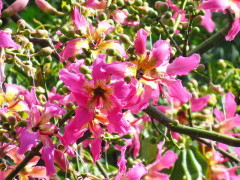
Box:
<box><xmin>2</xmin><ymin>0</ymin><xmax>29</xmax><ymax>17</ymax></box>
<box><xmin>201</xmin><ymin>0</ymin><xmax>240</xmax><ymax>40</ymax></box>
<box><xmin>191</xmin><ymin>95</ymin><xmax>210</xmax><ymax>112</ymax></box>
<box><xmin>126</xmin><ymin>28</ymin><xmax>200</xmax><ymax>112</ymax></box>
<box><xmin>59</xmin><ymin>54</ymin><xmax>131</xmax><ymax>160</ymax></box>
<box><xmin>144</xmin><ymin>142</ymin><xmax>178</xmax><ymax>180</ymax></box>
<box><xmin>201</xmin><ymin>10</ymin><xmax>215</xmax><ymax>33</ymax></box>
<box><xmin>0</xmin><ymin>30</ymin><xmax>20</xmax><ymax>49</ymax></box>
<box><xmin>35</xmin><ymin>0</ymin><xmax>63</xmax><ymax>15</ymax></box>
<box><xmin>112</xmin><ymin>10</ymin><xmax>140</xmax><ymax>26</ymax></box>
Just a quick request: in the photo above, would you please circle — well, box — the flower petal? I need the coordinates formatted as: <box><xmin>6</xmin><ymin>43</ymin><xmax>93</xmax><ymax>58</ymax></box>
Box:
<box><xmin>62</xmin><ymin>107</ymin><xmax>94</xmax><ymax>145</ymax></box>
<box><xmin>134</xmin><ymin>29</ymin><xmax>148</xmax><ymax>55</ymax></box>
<box><xmin>226</xmin><ymin>18</ymin><xmax>240</xmax><ymax>41</ymax></box>
<box><xmin>126</xmin><ymin>164</ymin><xmax>148</xmax><ymax>180</ymax></box>
<box><xmin>167</xmin><ymin>54</ymin><xmax>200</xmax><ymax>76</ymax></box>
<box><xmin>191</xmin><ymin>95</ymin><xmax>210</xmax><ymax>112</ymax></box>
<box><xmin>225</xmin><ymin>92</ymin><xmax>237</xmax><ymax>118</ymax></box>
<box><xmin>163</xmin><ymin>79</ymin><xmax>192</xmax><ymax>103</ymax></box>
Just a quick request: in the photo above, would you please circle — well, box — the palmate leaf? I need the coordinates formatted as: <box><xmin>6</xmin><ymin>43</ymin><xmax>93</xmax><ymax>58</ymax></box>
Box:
<box><xmin>170</xmin><ymin>145</ymin><xmax>209</xmax><ymax>180</ymax></box>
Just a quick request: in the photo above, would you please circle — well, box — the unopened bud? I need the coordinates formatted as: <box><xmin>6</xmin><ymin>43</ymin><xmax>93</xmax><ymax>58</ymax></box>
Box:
<box><xmin>8</xmin><ymin>115</ymin><xmax>16</xmax><ymax>126</ymax></box>
<box><xmin>2</xmin><ymin>0</ymin><xmax>29</xmax><ymax>18</ymax></box>
<box><xmin>106</xmin><ymin>49</ymin><xmax>117</xmax><ymax>56</ymax></box>
<box><xmin>84</xmin><ymin>58</ymin><xmax>92</xmax><ymax>66</ymax></box>
<box><xmin>85</xmin><ymin>74</ymin><xmax>92</xmax><ymax>80</ymax></box>
<box><xmin>155</xmin><ymin>1</ymin><xmax>169</xmax><ymax>12</ymax></box>
<box><xmin>114</xmin><ymin>139</ymin><xmax>126</xmax><ymax>146</ymax></box>
<box><xmin>196</xmin><ymin>64</ymin><xmax>205</xmax><ymax>72</ymax></box>
<box><xmin>98</xmin><ymin>13</ymin><xmax>107</xmax><ymax>21</ymax></box>
<box><xmin>122</xmin><ymin>134</ymin><xmax>133</xmax><ymax>139</ymax></box>
<box><xmin>32</xmin><ymin>29</ymin><xmax>49</xmax><ymax>38</ymax></box>
<box><xmin>62</xmin><ymin>86</ymin><xmax>71</xmax><ymax>93</ymax></box>
<box><xmin>79</xmin><ymin>65</ymin><xmax>91</xmax><ymax>74</ymax></box>
<box><xmin>0</xmin><ymin>113</ymin><xmax>8</xmax><ymax>122</ymax></box>
<box><xmin>119</xmin><ymin>34</ymin><xmax>132</xmax><ymax>44</ymax></box>
<box><xmin>116</xmin><ymin>0</ymin><xmax>124</xmax><ymax>6</ymax></box>
<box><xmin>148</xmin><ymin>9</ymin><xmax>158</xmax><ymax>18</ymax></box>
<box><xmin>134</xmin><ymin>0</ymin><xmax>142</xmax><ymax>6</ymax></box>
<box><xmin>17</xmin><ymin>19</ymin><xmax>26</xmax><ymax>30</ymax></box>
<box><xmin>66</xmin><ymin>102</ymin><xmax>76</xmax><ymax>110</ymax></box>
<box><xmin>54</xmin><ymin>149</ymin><xmax>70</xmax><ymax>171</ymax></box>
<box><xmin>163</xmin><ymin>11</ymin><xmax>172</xmax><ymax>19</ymax></box>
<box><xmin>39</xmin><ymin>47</ymin><xmax>53</xmax><ymax>56</ymax></box>
<box><xmin>15</xmin><ymin>120</ymin><xmax>28</xmax><ymax>127</ymax></box>
<box><xmin>35</xmin><ymin>0</ymin><xmax>64</xmax><ymax>15</ymax></box>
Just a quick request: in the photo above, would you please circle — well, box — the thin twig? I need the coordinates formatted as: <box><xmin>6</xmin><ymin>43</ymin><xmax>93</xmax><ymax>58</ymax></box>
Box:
<box><xmin>158</xmin><ymin>18</ymin><xmax>183</xmax><ymax>55</ymax></box>
<box><xmin>96</xmin><ymin>161</ymin><xmax>109</xmax><ymax>179</ymax></box>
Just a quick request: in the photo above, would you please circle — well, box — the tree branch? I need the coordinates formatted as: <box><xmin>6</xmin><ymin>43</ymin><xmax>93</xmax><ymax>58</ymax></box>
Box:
<box><xmin>143</xmin><ymin>104</ymin><xmax>240</xmax><ymax>147</ymax></box>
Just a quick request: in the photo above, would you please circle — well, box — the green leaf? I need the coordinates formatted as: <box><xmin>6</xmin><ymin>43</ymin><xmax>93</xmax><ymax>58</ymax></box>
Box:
<box><xmin>170</xmin><ymin>146</ymin><xmax>209</xmax><ymax>180</ymax></box>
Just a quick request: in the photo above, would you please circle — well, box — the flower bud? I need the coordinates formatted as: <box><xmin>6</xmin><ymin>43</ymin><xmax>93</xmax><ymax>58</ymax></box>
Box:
<box><xmin>15</xmin><ymin>120</ymin><xmax>28</xmax><ymax>127</ymax></box>
<box><xmin>85</xmin><ymin>74</ymin><xmax>92</xmax><ymax>80</ymax></box>
<box><xmin>79</xmin><ymin>65</ymin><xmax>91</xmax><ymax>74</ymax></box>
<box><xmin>155</xmin><ymin>1</ymin><xmax>169</xmax><ymax>12</ymax></box>
<box><xmin>39</xmin><ymin>47</ymin><xmax>53</xmax><ymax>56</ymax></box>
<box><xmin>2</xmin><ymin>0</ymin><xmax>29</xmax><ymax>18</ymax></box>
<box><xmin>62</xmin><ymin>85</ymin><xmax>71</xmax><ymax>93</ymax></box>
<box><xmin>122</xmin><ymin>134</ymin><xmax>133</xmax><ymax>139</ymax></box>
<box><xmin>114</xmin><ymin>139</ymin><xmax>126</xmax><ymax>146</ymax></box>
<box><xmin>116</xmin><ymin>0</ymin><xmax>124</xmax><ymax>6</ymax></box>
<box><xmin>134</xmin><ymin>0</ymin><xmax>142</xmax><ymax>6</ymax></box>
<box><xmin>163</xmin><ymin>11</ymin><xmax>172</xmax><ymax>19</ymax></box>
<box><xmin>54</xmin><ymin>149</ymin><xmax>70</xmax><ymax>171</ymax></box>
<box><xmin>98</xmin><ymin>13</ymin><xmax>107</xmax><ymax>21</ymax></box>
<box><xmin>109</xmin><ymin>4</ymin><xmax>117</xmax><ymax>11</ymax></box>
<box><xmin>119</xmin><ymin>34</ymin><xmax>132</xmax><ymax>44</ymax></box>
<box><xmin>148</xmin><ymin>9</ymin><xmax>158</xmax><ymax>18</ymax></box>
<box><xmin>8</xmin><ymin>115</ymin><xmax>16</xmax><ymax>126</ymax></box>
<box><xmin>84</xmin><ymin>58</ymin><xmax>92</xmax><ymax>66</ymax></box>
<box><xmin>66</xmin><ymin>102</ymin><xmax>76</xmax><ymax>110</ymax></box>
<box><xmin>106</xmin><ymin>48</ymin><xmax>117</xmax><ymax>56</ymax></box>
<box><xmin>196</xmin><ymin>64</ymin><xmax>205</xmax><ymax>72</ymax></box>
<box><xmin>17</xmin><ymin>19</ymin><xmax>26</xmax><ymax>30</ymax></box>
<box><xmin>32</xmin><ymin>29</ymin><xmax>49</xmax><ymax>38</ymax></box>
<box><xmin>35</xmin><ymin>0</ymin><xmax>64</xmax><ymax>15</ymax></box>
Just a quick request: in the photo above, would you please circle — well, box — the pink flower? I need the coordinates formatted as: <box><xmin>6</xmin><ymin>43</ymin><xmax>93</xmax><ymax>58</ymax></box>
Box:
<box><xmin>201</xmin><ymin>0</ymin><xmax>240</xmax><ymax>40</ymax></box>
<box><xmin>112</xmin><ymin>147</ymin><xmax>147</xmax><ymax>180</ymax></box>
<box><xmin>213</xmin><ymin>92</ymin><xmax>240</xmax><ymax>134</ymax></box>
<box><xmin>59</xmin><ymin>8</ymin><xmax>126</xmax><ymax>62</ymax></box>
<box><xmin>201</xmin><ymin>10</ymin><xmax>215</xmax><ymax>33</ymax></box>
<box><xmin>2</xmin><ymin>0</ymin><xmax>29</xmax><ymax>18</ymax></box>
<box><xmin>125</xmin><ymin>29</ymin><xmax>200</xmax><ymax>112</ymax></box>
<box><xmin>0</xmin><ymin>30</ymin><xmax>20</xmax><ymax>49</ymax></box>
<box><xmin>144</xmin><ymin>142</ymin><xmax>178</xmax><ymax>180</ymax></box>
<box><xmin>59</xmin><ymin>54</ymin><xmax>131</xmax><ymax>160</ymax></box>
<box><xmin>191</xmin><ymin>95</ymin><xmax>210</xmax><ymax>112</ymax></box>
<box><xmin>2</xmin><ymin>145</ymin><xmax>48</xmax><ymax>179</ymax></box>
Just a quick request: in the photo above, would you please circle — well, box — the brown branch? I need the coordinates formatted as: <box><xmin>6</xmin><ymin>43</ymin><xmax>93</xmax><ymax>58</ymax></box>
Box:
<box><xmin>143</xmin><ymin>104</ymin><xmax>240</xmax><ymax>147</ymax></box>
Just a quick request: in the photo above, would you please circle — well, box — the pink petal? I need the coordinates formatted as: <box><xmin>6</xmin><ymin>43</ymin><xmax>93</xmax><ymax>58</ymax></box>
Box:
<box><xmin>27</xmin><ymin>166</ymin><xmax>47</xmax><ymax>179</ymax></box>
<box><xmin>126</xmin><ymin>164</ymin><xmax>148</xmax><ymax>180</ymax></box>
<box><xmin>0</xmin><ymin>30</ymin><xmax>20</xmax><ymax>49</ymax></box>
<box><xmin>112</xmin><ymin>10</ymin><xmax>140</xmax><ymax>26</ymax></box>
<box><xmin>191</xmin><ymin>95</ymin><xmax>210</xmax><ymax>112</ymax></box>
<box><xmin>226</xmin><ymin>18</ymin><xmax>240</xmax><ymax>41</ymax></box>
<box><xmin>86</xmin><ymin>0</ymin><xmax>106</xmax><ymax>9</ymax></box>
<box><xmin>90</xmin><ymin>138</ymin><xmax>102</xmax><ymax>162</ymax></box>
<box><xmin>201</xmin><ymin>0</ymin><xmax>230</xmax><ymax>12</ymax></box>
<box><xmin>163</xmin><ymin>79</ymin><xmax>192</xmax><ymax>103</ymax></box>
<box><xmin>201</xmin><ymin>10</ymin><xmax>215</xmax><ymax>33</ymax></box>
<box><xmin>18</xmin><ymin>130</ymin><xmax>39</xmax><ymax>154</ymax></box>
<box><xmin>59</xmin><ymin>38</ymin><xmax>86</xmax><ymax>62</ymax></box>
<box><xmin>54</xmin><ymin>149</ymin><xmax>69</xmax><ymax>171</ymax></box>
<box><xmin>71</xmin><ymin>6</ymin><xmax>89</xmax><ymax>30</ymax></box>
<box><xmin>214</xmin><ymin>108</ymin><xmax>224</xmax><ymax>121</ymax></box>
<box><xmin>0</xmin><ymin>0</ymin><xmax>2</xmax><ymax>17</ymax></box>
<box><xmin>167</xmin><ymin>54</ymin><xmax>200</xmax><ymax>76</ymax></box>
<box><xmin>134</xmin><ymin>29</ymin><xmax>148</xmax><ymax>55</ymax></box>
<box><xmin>151</xmin><ymin>40</ymin><xmax>171</xmax><ymax>67</ymax></box>
<box><xmin>59</xmin><ymin>68</ymin><xmax>85</xmax><ymax>92</ymax></box>
<box><xmin>62</xmin><ymin>107</ymin><xmax>94</xmax><ymax>145</ymax></box>
<box><xmin>225</xmin><ymin>92</ymin><xmax>237</xmax><ymax>118</ymax></box>
<box><xmin>42</xmin><ymin>145</ymin><xmax>55</xmax><ymax>176</ymax></box>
